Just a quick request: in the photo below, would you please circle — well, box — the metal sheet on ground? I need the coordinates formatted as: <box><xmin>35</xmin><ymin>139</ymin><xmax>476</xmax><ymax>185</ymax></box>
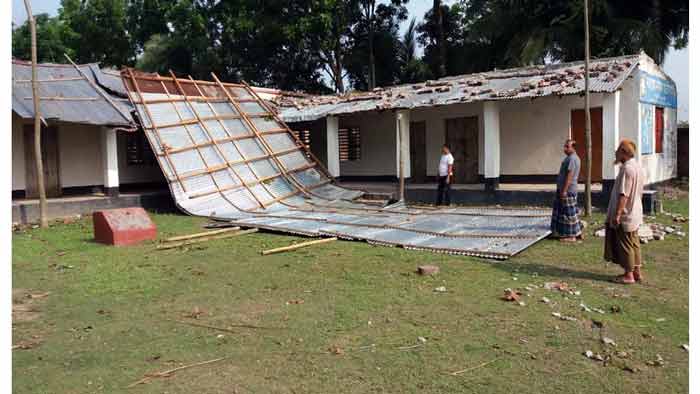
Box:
<box><xmin>121</xmin><ymin>70</ymin><xmax>552</xmax><ymax>259</ymax></box>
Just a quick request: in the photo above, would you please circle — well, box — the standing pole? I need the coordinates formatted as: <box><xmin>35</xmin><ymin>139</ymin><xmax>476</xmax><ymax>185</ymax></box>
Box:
<box><xmin>23</xmin><ymin>0</ymin><xmax>49</xmax><ymax>228</ymax></box>
<box><xmin>583</xmin><ymin>0</ymin><xmax>592</xmax><ymax>217</ymax></box>
<box><xmin>397</xmin><ymin>112</ymin><xmax>405</xmax><ymax>201</ymax></box>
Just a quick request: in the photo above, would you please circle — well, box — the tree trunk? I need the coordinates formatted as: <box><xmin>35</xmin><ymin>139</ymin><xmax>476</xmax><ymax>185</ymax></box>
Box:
<box><xmin>23</xmin><ymin>0</ymin><xmax>49</xmax><ymax>228</ymax></box>
<box><xmin>434</xmin><ymin>0</ymin><xmax>446</xmax><ymax>78</ymax></box>
<box><xmin>368</xmin><ymin>1</ymin><xmax>376</xmax><ymax>89</ymax></box>
<box><xmin>333</xmin><ymin>28</ymin><xmax>345</xmax><ymax>93</ymax></box>
<box><xmin>583</xmin><ymin>0</ymin><xmax>592</xmax><ymax>216</ymax></box>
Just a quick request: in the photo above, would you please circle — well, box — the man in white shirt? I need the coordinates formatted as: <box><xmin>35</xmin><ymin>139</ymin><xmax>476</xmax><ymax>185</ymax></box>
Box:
<box><xmin>436</xmin><ymin>144</ymin><xmax>454</xmax><ymax>206</ymax></box>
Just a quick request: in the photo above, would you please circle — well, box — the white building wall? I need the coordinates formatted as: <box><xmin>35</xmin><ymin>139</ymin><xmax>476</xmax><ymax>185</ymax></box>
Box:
<box><xmin>58</xmin><ymin>123</ymin><xmax>104</xmax><ymax>188</ymax></box>
<box><xmin>337</xmin><ymin>111</ymin><xmax>397</xmax><ymax>176</ymax></box>
<box><xmin>323</xmin><ymin>69</ymin><xmax>659</xmax><ymax>181</ymax></box>
<box><xmin>499</xmin><ymin>93</ymin><xmax>618</xmax><ymax>176</ymax></box>
<box><xmin>410</xmin><ymin>102</ymin><xmax>484</xmax><ymax>177</ymax></box>
<box><xmin>12</xmin><ymin>114</ymin><xmax>26</xmax><ymax>191</ymax></box>
<box><xmin>636</xmin><ymin>55</ymin><xmax>678</xmax><ymax>184</ymax></box>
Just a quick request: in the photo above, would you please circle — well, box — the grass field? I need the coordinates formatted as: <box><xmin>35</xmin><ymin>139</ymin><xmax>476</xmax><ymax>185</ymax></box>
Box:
<box><xmin>12</xmin><ymin>188</ymin><xmax>688</xmax><ymax>393</ymax></box>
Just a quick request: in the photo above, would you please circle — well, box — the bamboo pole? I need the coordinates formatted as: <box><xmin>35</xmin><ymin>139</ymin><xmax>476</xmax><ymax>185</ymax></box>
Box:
<box><xmin>157</xmin><ymin>228</ymin><xmax>259</xmax><ymax>250</ymax></box>
<box><xmin>164</xmin><ymin>226</ymin><xmax>241</xmax><ymax>242</ymax></box>
<box><xmin>23</xmin><ymin>0</ymin><xmax>48</xmax><ymax>228</ymax></box>
<box><xmin>261</xmin><ymin>237</ymin><xmax>338</xmax><ymax>255</ymax></box>
<box><xmin>397</xmin><ymin>111</ymin><xmax>405</xmax><ymax>201</ymax></box>
<box><xmin>583</xmin><ymin>0</ymin><xmax>592</xmax><ymax>217</ymax></box>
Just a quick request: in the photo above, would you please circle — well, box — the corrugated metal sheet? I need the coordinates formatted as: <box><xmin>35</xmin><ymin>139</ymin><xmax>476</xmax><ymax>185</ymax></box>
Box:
<box><xmin>278</xmin><ymin>54</ymin><xmax>641</xmax><ymax>122</ymax></box>
<box><xmin>12</xmin><ymin>60</ymin><xmax>132</xmax><ymax>126</ymax></box>
<box><xmin>122</xmin><ymin>70</ymin><xmax>552</xmax><ymax>259</ymax></box>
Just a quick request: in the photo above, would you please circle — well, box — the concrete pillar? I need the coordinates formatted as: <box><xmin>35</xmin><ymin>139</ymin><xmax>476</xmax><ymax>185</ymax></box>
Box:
<box><xmin>482</xmin><ymin>101</ymin><xmax>501</xmax><ymax>191</ymax></box>
<box><xmin>395</xmin><ymin>109</ymin><xmax>411</xmax><ymax>178</ymax></box>
<box><xmin>602</xmin><ymin>91</ymin><xmax>621</xmax><ymax>199</ymax></box>
<box><xmin>102</xmin><ymin>127</ymin><xmax>120</xmax><ymax>197</ymax></box>
<box><xmin>325</xmin><ymin>116</ymin><xmax>340</xmax><ymax>178</ymax></box>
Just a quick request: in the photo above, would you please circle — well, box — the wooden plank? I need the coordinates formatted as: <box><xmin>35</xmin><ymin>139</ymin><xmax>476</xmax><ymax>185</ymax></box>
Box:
<box><xmin>261</xmin><ymin>237</ymin><xmax>338</xmax><ymax>255</ymax></box>
<box><xmin>164</xmin><ymin>226</ymin><xmax>241</xmax><ymax>242</ymax></box>
<box><xmin>157</xmin><ymin>228</ymin><xmax>259</xmax><ymax>250</ymax></box>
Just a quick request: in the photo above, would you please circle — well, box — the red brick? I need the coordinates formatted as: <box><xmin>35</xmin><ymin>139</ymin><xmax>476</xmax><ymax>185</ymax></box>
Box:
<box><xmin>93</xmin><ymin>208</ymin><xmax>157</xmax><ymax>246</ymax></box>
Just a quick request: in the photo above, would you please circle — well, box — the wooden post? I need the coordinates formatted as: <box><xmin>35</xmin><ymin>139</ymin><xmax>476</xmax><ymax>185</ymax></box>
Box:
<box><xmin>23</xmin><ymin>0</ymin><xmax>48</xmax><ymax>228</ymax></box>
<box><xmin>583</xmin><ymin>0</ymin><xmax>592</xmax><ymax>217</ymax></box>
<box><xmin>261</xmin><ymin>237</ymin><xmax>338</xmax><ymax>255</ymax></box>
<box><xmin>397</xmin><ymin>112</ymin><xmax>405</xmax><ymax>201</ymax></box>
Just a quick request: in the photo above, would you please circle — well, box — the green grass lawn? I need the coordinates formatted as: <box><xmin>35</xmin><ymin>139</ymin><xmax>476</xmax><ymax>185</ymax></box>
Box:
<box><xmin>12</xmin><ymin>190</ymin><xmax>688</xmax><ymax>394</ymax></box>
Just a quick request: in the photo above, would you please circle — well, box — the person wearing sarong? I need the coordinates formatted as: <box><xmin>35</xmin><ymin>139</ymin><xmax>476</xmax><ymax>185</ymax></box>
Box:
<box><xmin>550</xmin><ymin>139</ymin><xmax>582</xmax><ymax>242</ymax></box>
<box><xmin>604</xmin><ymin>139</ymin><xmax>645</xmax><ymax>284</ymax></box>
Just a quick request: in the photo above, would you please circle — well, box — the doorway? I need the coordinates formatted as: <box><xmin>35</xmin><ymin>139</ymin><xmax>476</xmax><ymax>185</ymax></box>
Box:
<box><xmin>445</xmin><ymin>116</ymin><xmax>479</xmax><ymax>183</ymax></box>
<box><xmin>409</xmin><ymin>121</ymin><xmax>426</xmax><ymax>183</ymax></box>
<box><xmin>24</xmin><ymin>124</ymin><xmax>61</xmax><ymax>198</ymax></box>
<box><xmin>571</xmin><ymin>108</ymin><xmax>603</xmax><ymax>182</ymax></box>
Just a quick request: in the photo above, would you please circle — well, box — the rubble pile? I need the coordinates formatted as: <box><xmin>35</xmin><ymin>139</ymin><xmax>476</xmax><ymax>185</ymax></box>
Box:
<box><xmin>273</xmin><ymin>57</ymin><xmax>637</xmax><ymax>117</ymax></box>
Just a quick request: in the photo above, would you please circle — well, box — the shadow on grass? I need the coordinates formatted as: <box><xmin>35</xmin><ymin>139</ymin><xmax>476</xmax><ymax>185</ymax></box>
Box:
<box><xmin>488</xmin><ymin>260</ymin><xmax>615</xmax><ymax>283</ymax></box>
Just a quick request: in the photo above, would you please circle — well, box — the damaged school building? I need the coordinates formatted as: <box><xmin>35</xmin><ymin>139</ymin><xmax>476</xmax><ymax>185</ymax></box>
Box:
<box><xmin>10</xmin><ymin>52</ymin><xmax>678</xmax><ymax>258</ymax></box>
<box><xmin>276</xmin><ymin>52</ymin><xmax>678</xmax><ymax>203</ymax></box>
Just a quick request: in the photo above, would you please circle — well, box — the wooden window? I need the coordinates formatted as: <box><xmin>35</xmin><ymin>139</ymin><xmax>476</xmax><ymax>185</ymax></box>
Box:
<box><xmin>338</xmin><ymin>127</ymin><xmax>361</xmax><ymax>161</ymax></box>
<box><xmin>655</xmin><ymin>107</ymin><xmax>664</xmax><ymax>154</ymax></box>
<box><xmin>292</xmin><ymin>129</ymin><xmax>312</xmax><ymax>158</ymax></box>
<box><xmin>126</xmin><ymin>131</ymin><xmax>156</xmax><ymax>166</ymax></box>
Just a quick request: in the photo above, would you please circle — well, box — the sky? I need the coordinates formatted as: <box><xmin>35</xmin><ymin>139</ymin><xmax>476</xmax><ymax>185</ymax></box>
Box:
<box><xmin>12</xmin><ymin>0</ymin><xmax>689</xmax><ymax>121</ymax></box>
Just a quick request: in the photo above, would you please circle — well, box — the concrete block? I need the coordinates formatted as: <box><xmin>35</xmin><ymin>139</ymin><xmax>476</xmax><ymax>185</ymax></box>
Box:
<box><xmin>93</xmin><ymin>207</ymin><xmax>157</xmax><ymax>246</ymax></box>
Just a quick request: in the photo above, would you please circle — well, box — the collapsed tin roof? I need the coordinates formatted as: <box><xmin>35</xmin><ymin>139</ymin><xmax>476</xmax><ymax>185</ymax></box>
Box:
<box><xmin>12</xmin><ymin>59</ymin><xmax>133</xmax><ymax>127</ymax></box>
<box><xmin>120</xmin><ymin>69</ymin><xmax>551</xmax><ymax>259</ymax></box>
<box><xmin>276</xmin><ymin>53</ymin><xmax>642</xmax><ymax>122</ymax></box>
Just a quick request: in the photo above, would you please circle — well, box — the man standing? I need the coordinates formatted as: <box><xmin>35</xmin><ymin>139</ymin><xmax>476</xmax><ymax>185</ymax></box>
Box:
<box><xmin>604</xmin><ymin>139</ymin><xmax>645</xmax><ymax>284</ymax></box>
<box><xmin>436</xmin><ymin>144</ymin><xmax>454</xmax><ymax>206</ymax></box>
<box><xmin>550</xmin><ymin>139</ymin><xmax>582</xmax><ymax>242</ymax></box>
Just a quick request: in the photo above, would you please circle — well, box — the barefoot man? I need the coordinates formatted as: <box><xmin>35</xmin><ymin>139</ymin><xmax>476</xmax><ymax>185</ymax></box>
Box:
<box><xmin>550</xmin><ymin>139</ymin><xmax>582</xmax><ymax>242</ymax></box>
<box><xmin>604</xmin><ymin>139</ymin><xmax>645</xmax><ymax>284</ymax></box>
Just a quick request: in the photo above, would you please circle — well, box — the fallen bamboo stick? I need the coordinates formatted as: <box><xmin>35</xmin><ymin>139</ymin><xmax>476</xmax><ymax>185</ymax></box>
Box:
<box><xmin>127</xmin><ymin>357</ymin><xmax>226</xmax><ymax>388</ymax></box>
<box><xmin>157</xmin><ymin>228</ymin><xmax>258</xmax><ymax>250</ymax></box>
<box><xmin>449</xmin><ymin>358</ymin><xmax>500</xmax><ymax>376</ymax></box>
<box><xmin>164</xmin><ymin>226</ymin><xmax>241</xmax><ymax>242</ymax></box>
<box><xmin>261</xmin><ymin>237</ymin><xmax>338</xmax><ymax>255</ymax></box>
<box><xmin>169</xmin><ymin>319</ymin><xmax>281</xmax><ymax>332</ymax></box>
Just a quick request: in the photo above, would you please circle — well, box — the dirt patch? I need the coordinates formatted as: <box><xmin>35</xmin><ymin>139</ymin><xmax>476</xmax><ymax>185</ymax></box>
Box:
<box><xmin>12</xmin><ymin>288</ymin><xmax>49</xmax><ymax>323</ymax></box>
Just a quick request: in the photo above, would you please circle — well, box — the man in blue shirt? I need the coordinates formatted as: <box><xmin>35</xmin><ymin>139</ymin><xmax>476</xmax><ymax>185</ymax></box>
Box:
<box><xmin>550</xmin><ymin>139</ymin><xmax>583</xmax><ymax>242</ymax></box>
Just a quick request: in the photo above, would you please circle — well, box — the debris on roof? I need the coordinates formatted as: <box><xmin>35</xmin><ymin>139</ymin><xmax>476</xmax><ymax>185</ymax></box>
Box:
<box><xmin>275</xmin><ymin>54</ymin><xmax>642</xmax><ymax>122</ymax></box>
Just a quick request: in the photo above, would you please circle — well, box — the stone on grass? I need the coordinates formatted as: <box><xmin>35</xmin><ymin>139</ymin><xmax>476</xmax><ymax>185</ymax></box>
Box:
<box><xmin>417</xmin><ymin>265</ymin><xmax>440</xmax><ymax>276</ymax></box>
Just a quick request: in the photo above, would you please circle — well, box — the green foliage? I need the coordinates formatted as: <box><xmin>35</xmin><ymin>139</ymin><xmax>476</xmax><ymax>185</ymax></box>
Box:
<box><xmin>59</xmin><ymin>0</ymin><xmax>135</xmax><ymax>66</ymax></box>
<box><xmin>10</xmin><ymin>0</ymin><xmax>689</xmax><ymax>92</ymax></box>
<box><xmin>12</xmin><ymin>13</ymin><xmax>77</xmax><ymax>63</ymax></box>
<box><xmin>458</xmin><ymin>0</ymin><xmax>689</xmax><ymax>69</ymax></box>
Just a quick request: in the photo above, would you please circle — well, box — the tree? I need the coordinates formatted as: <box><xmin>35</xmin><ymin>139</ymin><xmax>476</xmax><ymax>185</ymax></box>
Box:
<box><xmin>318</xmin><ymin>0</ymin><xmax>361</xmax><ymax>93</ymax></box>
<box><xmin>398</xmin><ymin>18</ymin><xmax>431</xmax><ymax>83</ymax></box>
<box><xmin>459</xmin><ymin>0</ymin><xmax>689</xmax><ymax>68</ymax></box>
<box><xmin>345</xmin><ymin>0</ymin><xmax>407</xmax><ymax>90</ymax></box>
<box><xmin>59</xmin><ymin>0</ymin><xmax>135</xmax><ymax>67</ymax></box>
<box><xmin>214</xmin><ymin>0</ymin><xmax>330</xmax><ymax>92</ymax></box>
<box><xmin>432</xmin><ymin>0</ymin><xmax>446</xmax><ymax>77</ymax></box>
<box><xmin>417</xmin><ymin>3</ymin><xmax>464</xmax><ymax>77</ymax></box>
<box><xmin>126</xmin><ymin>0</ymin><xmax>173</xmax><ymax>55</ymax></box>
<box><xmin>12</xmin><ymin>14</ymin><xmax>77</xmax><ymax>63</ymax></box>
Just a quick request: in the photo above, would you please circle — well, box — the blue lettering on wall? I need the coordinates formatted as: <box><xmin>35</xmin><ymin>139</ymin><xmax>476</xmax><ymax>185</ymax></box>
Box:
<box><xmin>640</xmin><ymin>71</ymin><xmax>677</xmax><ymax>108</ymax></box>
